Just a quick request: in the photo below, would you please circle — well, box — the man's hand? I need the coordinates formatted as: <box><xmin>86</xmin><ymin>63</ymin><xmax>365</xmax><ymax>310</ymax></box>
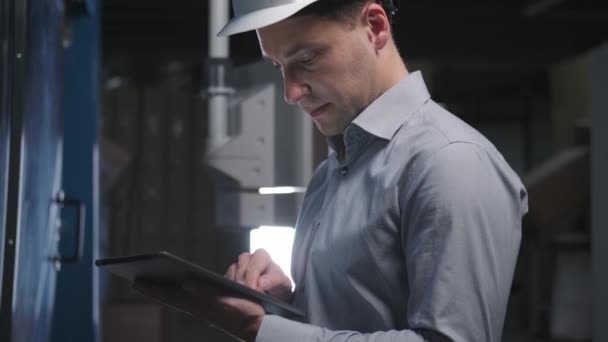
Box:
<box><xmin>225</xmin><ymin>248</ymin><xmax>293</xmax><ymax>302</ymax></box>
<box><xmin>133</xmin><ymin>280</ymin><xmax>264</xmax><ymax>342</ymax></box>
<box><xmin>131</xmin><ymin>249</ymin><xmax>292</xmax><ymax>341</ymax></box>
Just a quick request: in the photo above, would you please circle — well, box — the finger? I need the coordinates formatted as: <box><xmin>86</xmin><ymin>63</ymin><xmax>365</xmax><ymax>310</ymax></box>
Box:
<box><xmin>225</xmin><ymin>263</ymin><xmax>237</xmax><ymax>281</ymax></box>
<box><xmin>244</xmin><ymin>249</ymin><xmax>273</xmax><ymax>289</ymax></box>
<box><xmin>234</xmin><ymin>253</ymin><xmax>251</xmax><ymax>285</ymax></box>
<box><xmin>217</xmin><ymin>296</ymin><xmax>265</xmax><ymax>317</ymax></box>
<box><xmin>258</xmin><ymin>272</ymin><xmax>291</xmax><ymax>293</ymax></box>
<box><xmin>258</xmin><ymin>268</ymin><xmax>293</xmax><ymax>300</ymax></box>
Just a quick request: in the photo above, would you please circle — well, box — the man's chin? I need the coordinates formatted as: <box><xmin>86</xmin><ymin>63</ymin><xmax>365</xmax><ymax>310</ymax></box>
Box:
<box><xmin>313</xmin><ymin>120</ymin><xmax>344</xmax><ymax>137</ymax></box>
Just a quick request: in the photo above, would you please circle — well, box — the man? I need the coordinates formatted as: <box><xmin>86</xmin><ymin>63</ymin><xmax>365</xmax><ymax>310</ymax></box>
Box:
<box><xmin>135</xmin><ymin>1</ymin><xmax>528</xmax><ymax>341</ymax></box>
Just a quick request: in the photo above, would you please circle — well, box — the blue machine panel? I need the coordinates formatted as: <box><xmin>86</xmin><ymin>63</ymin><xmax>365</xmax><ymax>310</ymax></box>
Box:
<box><xmin>12</xmin><ymin>0</ymin><xmax>65</xmax><ymax>340</ymax></box>
<box><xmin>0</xmin><ymin>0</ymin><xmax>10</xmax><ymax>307</ymax></box>
<box><xmin>0</xmin><ymin>0</ymin><xmax>65</xmax><ymax>341</ymax></box>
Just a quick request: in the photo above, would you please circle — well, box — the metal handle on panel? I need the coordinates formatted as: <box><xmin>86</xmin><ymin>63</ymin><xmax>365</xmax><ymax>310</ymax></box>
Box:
<box><xmin>54</xmin><ymin>192</ymin><xmax>86</xmax><ymax>264</ymax></box>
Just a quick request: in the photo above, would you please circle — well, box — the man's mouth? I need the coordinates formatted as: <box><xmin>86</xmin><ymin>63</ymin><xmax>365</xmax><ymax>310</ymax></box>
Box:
<box><xmin>308</xmin><ymin>103</ymin><xmax>329</xmax><ymax>118</ymax></box>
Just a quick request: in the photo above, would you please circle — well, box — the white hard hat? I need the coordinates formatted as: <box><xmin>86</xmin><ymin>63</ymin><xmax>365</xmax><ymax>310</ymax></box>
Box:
<box><xmin>218</xmin><ymin>0</ymin><xmax>320</xmax><ymax>37</ymax></box>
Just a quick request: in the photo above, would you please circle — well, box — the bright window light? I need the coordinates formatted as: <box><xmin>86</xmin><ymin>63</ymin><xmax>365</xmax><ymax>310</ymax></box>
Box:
<box><xmin>250</xmin><ymin>226</ymin><xmax>296</xmax><ymax>287</ymax></box>
<box><xmin>258</xmin><ymin>187</ymin><xmax>306</xmax><ymax>195</ymax></box>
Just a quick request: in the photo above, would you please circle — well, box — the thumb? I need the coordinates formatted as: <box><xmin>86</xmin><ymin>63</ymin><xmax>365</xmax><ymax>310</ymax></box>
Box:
<box><xmin>258</xmin><ymin>274</ymin><xmax>292</xmax><ymax>300</ymax></box>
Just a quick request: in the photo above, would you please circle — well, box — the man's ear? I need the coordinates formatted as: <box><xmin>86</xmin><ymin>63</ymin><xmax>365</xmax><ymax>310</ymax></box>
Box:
<box><xmin>362</xmin><ymin>3</ymin><xmax>390</xmax><ymax>51</ymax></box>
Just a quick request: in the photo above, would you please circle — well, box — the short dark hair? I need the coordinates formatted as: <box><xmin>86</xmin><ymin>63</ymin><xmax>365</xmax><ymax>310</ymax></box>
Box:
<box><xmin>293</xmin><ymin>0</ymin><xmax>398</xmax><ymax>27</ymax></box>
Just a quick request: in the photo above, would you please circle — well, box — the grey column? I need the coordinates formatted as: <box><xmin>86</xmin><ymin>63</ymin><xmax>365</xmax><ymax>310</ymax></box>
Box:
<box><xmin>592</xmin><ymin>43</ymin><xmax>608</xmax><ymax>342</ymax></box>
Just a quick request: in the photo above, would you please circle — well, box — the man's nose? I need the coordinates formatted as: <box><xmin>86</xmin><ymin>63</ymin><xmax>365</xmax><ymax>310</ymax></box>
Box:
<box><xmin>283</xmin><ymin>73</ymin><xmax>310</xmax><ymax>105</ymax></box>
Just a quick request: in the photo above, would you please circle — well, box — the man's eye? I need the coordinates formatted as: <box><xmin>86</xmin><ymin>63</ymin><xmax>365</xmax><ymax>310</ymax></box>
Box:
<box><xmin>301</xmin><ymin>55</ymin><xmax>316</xmax><ymax>65</ymax></box>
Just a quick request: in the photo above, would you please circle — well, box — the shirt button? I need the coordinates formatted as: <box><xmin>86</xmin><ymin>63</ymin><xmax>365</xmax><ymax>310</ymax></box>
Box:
<box><xmin>339</xmin><ymin>166</ymin><xmax>348</xmax><ymax>176</ymax></box>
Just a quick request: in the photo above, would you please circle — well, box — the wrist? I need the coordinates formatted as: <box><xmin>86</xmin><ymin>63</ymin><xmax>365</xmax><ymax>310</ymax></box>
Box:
<box><xmin>243</xmin><ymin>314</ymin><xmax>264</xmax><ymax>342</ymax></box>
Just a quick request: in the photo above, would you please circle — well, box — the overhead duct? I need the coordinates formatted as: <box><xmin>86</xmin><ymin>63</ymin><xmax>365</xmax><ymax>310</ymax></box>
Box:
<box><xmin>206</xmin><ymin>0</ymin><xmax>233</xmax><ymax>152</ymax></box>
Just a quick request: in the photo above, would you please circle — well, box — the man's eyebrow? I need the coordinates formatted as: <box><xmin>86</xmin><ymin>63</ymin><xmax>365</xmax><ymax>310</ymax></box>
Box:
<box><xmin>285</xmin><ymin>43</ymin><xmax>318</xmax><ymax>59</ymax></box>
<box><xmin>261</xmin><ymin>43</ymin><xmax>323</xmax><ymax>64</ymax></box>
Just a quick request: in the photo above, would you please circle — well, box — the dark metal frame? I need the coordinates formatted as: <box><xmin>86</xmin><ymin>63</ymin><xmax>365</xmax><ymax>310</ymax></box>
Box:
<box><xmin>591</xmin><ymin>43</ymin><xmax>608</xmax><ymax>342</ymax></box>
<box><xmin>0</xmin><ymin>0</ymin><xmax>8</xmax><ymax>317</ymax></box>
<box><xmin>0</xmin><ymin>0</ymin><xmax>28</xmax><ymax>340</ymax></box>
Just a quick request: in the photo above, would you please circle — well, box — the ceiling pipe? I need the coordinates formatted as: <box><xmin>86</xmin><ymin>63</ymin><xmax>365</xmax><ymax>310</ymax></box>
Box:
<box><xmin>206</xmin><ymin>0</ymin><xmax>233</xmax><ymax>152</ymax></box>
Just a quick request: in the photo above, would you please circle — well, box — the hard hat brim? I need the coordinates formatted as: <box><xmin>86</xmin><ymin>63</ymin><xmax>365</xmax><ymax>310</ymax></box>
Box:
<box><xmin>217</xmin><ymin>0</ymin><xmax>319</xmax><ymax>37</ymax></box>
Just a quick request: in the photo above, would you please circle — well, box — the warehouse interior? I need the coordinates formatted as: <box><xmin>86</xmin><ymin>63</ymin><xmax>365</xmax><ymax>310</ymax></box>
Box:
<box><xmin>1</xmin><ymin>0</ymin><xmax>607</xmax><ymax>341</ymax></box>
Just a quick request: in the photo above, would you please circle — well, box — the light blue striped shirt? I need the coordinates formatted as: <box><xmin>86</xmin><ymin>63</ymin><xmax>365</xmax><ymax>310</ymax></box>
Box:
<box><xmin>257</xmin><ymin>72</ymin><xmax>528</xmax><ymax>342</ymax></box>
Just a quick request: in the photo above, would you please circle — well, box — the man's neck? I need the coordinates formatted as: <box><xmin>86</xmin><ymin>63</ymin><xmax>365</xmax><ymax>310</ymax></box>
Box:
<box><xmin>377</xmin><ymin>43</ymin><xmax>409</xmax><ymax>93</ymax></box>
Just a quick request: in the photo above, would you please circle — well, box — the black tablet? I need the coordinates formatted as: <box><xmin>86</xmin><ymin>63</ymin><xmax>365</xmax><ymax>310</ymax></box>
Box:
<box><xmin>95</xmin><ymin>251</ymin><xmax>304</xmax><ymax>319</ymax></box>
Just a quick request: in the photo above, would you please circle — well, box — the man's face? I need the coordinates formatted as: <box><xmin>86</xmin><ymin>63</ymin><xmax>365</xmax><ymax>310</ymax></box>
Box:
<box><xmin>257</xmin><ymin>14</ymin><xmax>378</xmax><ymax>137</ymax></box>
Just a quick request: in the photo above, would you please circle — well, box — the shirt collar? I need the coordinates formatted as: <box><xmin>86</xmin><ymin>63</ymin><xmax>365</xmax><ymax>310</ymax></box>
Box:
<box><xmin>326</xmin><ymin>71</ymin><xmax>431</xmax><ymax>156</ymax></box>
<box><xmin>351</xmin><ymin>71</ymin><xmax>431</xmax><ymax>141</ymax></box>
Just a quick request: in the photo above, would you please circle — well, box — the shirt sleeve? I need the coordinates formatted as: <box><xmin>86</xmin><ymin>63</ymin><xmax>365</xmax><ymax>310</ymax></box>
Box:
<box><xmin>256</xmin><ymin>315</ymin><xmax>433</xmax><ymax>342</ymax></box>
<box><xmin>401</xmin><ymin>142</ymin><xmax>526</xmax><ymax>341</ymax></box>
<box><xmin>256</xmin><ymin>142</ymin><xmax>526</xmax><ymax>342</ymax></box>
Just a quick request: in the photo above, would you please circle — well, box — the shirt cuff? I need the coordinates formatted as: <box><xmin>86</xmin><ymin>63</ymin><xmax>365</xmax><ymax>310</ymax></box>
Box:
<box><xmin>256</xmin><ymin>315</ymin><xmax>316</xmax><ymax>342</ymax></box>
